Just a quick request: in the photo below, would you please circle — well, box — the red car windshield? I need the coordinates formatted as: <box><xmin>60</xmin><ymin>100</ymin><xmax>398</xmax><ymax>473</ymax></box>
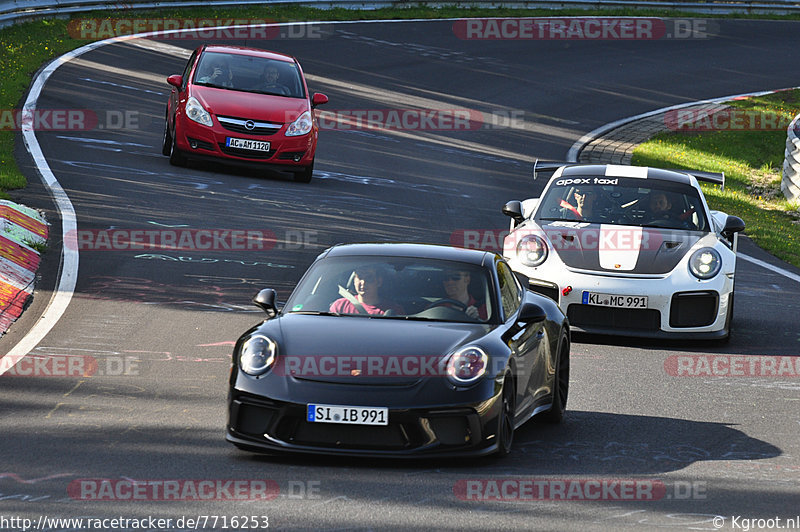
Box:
<box><xmin>194</xmin><ymin>51</ymin><xmax>305</xmax><ymax>98</ymax></box>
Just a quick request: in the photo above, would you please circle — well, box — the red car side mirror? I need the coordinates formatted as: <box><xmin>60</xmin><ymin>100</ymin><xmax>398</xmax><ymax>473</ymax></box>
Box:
<box><xmin>166</xmin><ymin>75</ymin><xmax>183</xmax><ymax>88</ymax></box>
<box><xmin>311</xmin><ymin>93</ymin><xmax>329</xmax><ymax>107</ymax></box>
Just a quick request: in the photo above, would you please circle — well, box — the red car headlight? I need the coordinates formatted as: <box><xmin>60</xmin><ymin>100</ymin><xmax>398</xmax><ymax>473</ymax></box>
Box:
<box><xmin>186</xmin><ymin>96</ymin><xmax>213</xmax><ymax>127</ymax></box>
<box><xmin>286</xmin><ymin>110</ymin><xmax>312</xmax><ymax>136</ymax></box>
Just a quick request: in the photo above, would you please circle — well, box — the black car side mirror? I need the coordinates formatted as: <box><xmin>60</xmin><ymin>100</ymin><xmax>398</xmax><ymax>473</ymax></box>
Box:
<box><xmin>502</xmin><ymin>200</ymin><xmax>525</xmax><ymax>226</ymax></box>
<box><xmin>517</xmin><ymin>301</ymin><xmax>547</xmax><ymax>324</ymax></box>
<box><xmin>503</xmin><ymin>300</ymin><xmax>547</xmax><ymax>341</ymax></box>
<box><xmin>253</xmin><ymin>289</ymin><xmax>278</xmax><ymax>318</ymax></box>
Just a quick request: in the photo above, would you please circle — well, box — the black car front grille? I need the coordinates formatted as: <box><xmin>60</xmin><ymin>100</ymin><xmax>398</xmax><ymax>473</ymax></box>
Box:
<box><xmin>218</xmin><ymin>143</ymin><xmax>277</xmax><ymax>159</ymax></box>
<box><xmin>289</xmin><ymin>420</ymin><xmax>410</xmax><ymax>450</ymax></box>
<box><xmin>669</xmin><ymin>291</ymin><xmax>719</xmax><ymax>328</ymax></box>
<box><xmin>568</xmin><ymin>304</ymin><xmax>661</xmax><ymax>331</ymax></box>
<box><xmin>230</xmin><ymin>397</ymin><xmax>477</xmax><ymax>452</ymax></box>
<box><xmin>217</xmin><ymin>116</ymin><xmax>282</xmax><ymax>136</ymax></box>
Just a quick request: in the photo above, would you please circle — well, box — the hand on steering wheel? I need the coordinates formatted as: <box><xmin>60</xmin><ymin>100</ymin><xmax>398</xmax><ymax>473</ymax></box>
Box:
<box><xmin>425</xmin><ymin>298</ymin><xmax>468</xmax><ymax>311</ymax></box>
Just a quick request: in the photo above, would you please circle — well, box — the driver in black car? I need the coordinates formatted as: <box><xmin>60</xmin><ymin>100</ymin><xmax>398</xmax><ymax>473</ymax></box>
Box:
<box><xmin>441</xmin><ymin>270</ymin><xmax>487</xmax><ymax>320</ymax></box>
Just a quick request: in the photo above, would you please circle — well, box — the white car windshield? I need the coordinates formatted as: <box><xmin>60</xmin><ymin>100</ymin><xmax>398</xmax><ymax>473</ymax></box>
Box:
<box><xmin>536</xmin><ymin>177</ymin><xmax>709</xmax><ymax>231</ymax></box>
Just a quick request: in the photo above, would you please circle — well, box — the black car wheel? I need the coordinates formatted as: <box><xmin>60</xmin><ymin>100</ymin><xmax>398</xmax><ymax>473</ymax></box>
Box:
<box><xmin>293</xmin><ymin>159</ymin><xmax>314</xmax><ymax>183</ymax></box>
<box><xmin>161</xmin><ymin>117</ymin><xmax>172</xmax><ymax>156</ymax></box>
<box><xmin>168</xmin><ymin>124</ymin><xmax>188</xmax><ymax>167</ymax></box>
<box><xmin>495</xmin><ymin>374</ymin><xmax>515</xmax><ymax>456</ymax></box>
<box><xmin>539</xmin><ymin>332</ymin><xmax>569</xmax><ymax>424</ymax></box>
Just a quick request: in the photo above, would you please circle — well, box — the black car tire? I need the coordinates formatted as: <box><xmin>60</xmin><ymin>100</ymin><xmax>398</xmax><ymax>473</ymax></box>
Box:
<box><xmin>293</xmin><ymin>159</ymin><xmax>314</xmax><ymax>183</ymax></box>
<box><xmin>495</xmin><ymin>374</ymin><xmax>515</xmax><ymax>457</ymax></box>
<box><xmin>168</xmin><ymin>124</ymin><xmax>188</xmax><ymax>167</ymax></box>
<box><xmin>161</xmin><ymin>117</ymin><xmax>172</xmax><ymax>156</ymax></box>
<box><xmin>538</xmin><ymin>332</ymin><xmax>569</xmax><ymax>424</ymax></box>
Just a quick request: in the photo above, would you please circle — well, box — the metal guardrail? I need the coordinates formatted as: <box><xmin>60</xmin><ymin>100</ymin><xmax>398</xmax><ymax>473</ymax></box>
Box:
<box><xmin>782</xmin><ymin>115</ymin><xmax>800</xmax><ymax>203</ymax></box>
<box><xmin>3</xmin><ymin>0</ymin><xmax>800</xmax><ymax>27</ymax></box>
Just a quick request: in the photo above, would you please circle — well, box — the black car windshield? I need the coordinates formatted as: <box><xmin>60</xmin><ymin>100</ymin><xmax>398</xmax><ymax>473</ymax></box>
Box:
<box><xmin>536</xmin><ymin>176</ymin><xmax>709</xmax><ymax>231</ymax></box>
<box><xmin>284</xmin><ymin>256</ymin><xmax>498</xmax><ymax>323</ymax></box>
<box><xmin>193</xmin><ymin>52</ymin><xmax>305</xmax><ymax>98</ymax></box>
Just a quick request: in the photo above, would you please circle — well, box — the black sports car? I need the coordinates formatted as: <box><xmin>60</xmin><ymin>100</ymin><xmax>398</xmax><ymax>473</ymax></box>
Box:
<box><xmin>226</xmin><ymin>243</ymin><xmax>570</xmax><ymax>457</ymax></box>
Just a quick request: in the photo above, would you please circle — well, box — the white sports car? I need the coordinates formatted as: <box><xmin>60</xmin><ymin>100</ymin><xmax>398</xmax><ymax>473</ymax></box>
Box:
<box><xmin>502</xmin><ymin>163</ymin><xmax>745</xmax><ymax>340</ymax></box>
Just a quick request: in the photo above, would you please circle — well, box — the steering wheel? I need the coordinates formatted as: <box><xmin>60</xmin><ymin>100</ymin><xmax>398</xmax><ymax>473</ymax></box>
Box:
<box><xmin>425</xmin><ymin>298</ymin><xmax>468</xmax><ymax>311</ymax></box>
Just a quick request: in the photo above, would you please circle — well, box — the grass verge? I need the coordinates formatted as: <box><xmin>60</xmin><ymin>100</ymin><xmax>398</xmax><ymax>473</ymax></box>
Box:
<box><xmin>632</xmin><ymin>90</ymin><xmax>800</xmax><ymax>268</ymax></box>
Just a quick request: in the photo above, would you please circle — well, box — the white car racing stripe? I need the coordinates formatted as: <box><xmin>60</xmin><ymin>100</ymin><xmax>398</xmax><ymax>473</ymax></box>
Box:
<box><xmin>605</xmin><ymin>165</ymin><xmax>648</xmax><ymax>179</ymax></box>
<box><xmin>598</xmin><ymin>225</ymin><xmax>643</xmax><ymax>271</ymax></box>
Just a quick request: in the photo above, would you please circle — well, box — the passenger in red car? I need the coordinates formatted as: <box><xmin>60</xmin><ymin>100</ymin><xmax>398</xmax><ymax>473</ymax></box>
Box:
<box><xmin>197</xmin><ymin>59</ymin><xmax>233</xmax><ymax>88</ymax></box>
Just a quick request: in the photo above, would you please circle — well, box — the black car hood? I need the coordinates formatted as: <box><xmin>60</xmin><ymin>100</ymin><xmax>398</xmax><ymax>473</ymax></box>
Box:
<box><xmin>540</xmin><ymin>222</ymin><xmax>703</xmax><ymax>274</ymax></box>
<box><xmin>270</xmin><ymin>314</ymin><xmax>492</xmax><ymax>385</ymax></box>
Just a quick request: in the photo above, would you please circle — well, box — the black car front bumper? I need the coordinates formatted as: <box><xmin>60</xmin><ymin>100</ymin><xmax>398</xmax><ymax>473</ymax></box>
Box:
<box><xmin>226</xmin><ymin>389</ymin><xmax>502</xmax><ymax>458</ymax></box>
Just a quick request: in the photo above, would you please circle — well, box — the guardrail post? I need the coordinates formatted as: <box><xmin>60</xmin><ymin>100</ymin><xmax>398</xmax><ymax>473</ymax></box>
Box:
<box><xmin>782</xmin><ymin>114</ymin><xmax>800</xmax><ymax>203</ymax></box>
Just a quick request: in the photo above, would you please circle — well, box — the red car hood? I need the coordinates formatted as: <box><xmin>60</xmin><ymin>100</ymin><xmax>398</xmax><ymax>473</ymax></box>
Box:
<box><xmin>192</xmin><ymin>85</ymin><xmax>307</xmax><ymax>123</ymax></box>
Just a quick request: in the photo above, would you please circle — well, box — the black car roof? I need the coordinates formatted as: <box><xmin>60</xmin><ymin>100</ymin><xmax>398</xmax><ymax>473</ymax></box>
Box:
<box><xmin>321</xmin><ymin>243</ymin><xmax>494</xmax><ymax>266</ymax></box>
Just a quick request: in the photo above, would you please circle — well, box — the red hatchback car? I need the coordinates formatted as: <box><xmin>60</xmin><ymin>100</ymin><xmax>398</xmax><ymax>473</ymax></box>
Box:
<box><xmin>162</xmin><ymin>45</ymin><xmax>328</xmax><ymax>182</ymax></box>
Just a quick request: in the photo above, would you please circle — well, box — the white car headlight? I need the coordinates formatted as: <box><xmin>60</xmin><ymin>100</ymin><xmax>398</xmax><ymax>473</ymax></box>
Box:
<box><xmin>516</xmin><ymin>234</ymin><xmax>548</xmax><ymax>267</ymax></box>
<box><xmin>446</xmin><ymin>347</ymin><xmax>488</xmax><ymax>386</ymax></box>
<box><xmin>689</xmin><ymin>247</ymin><xmax>721</xmax><ymax>279</ymax></box>
<box><xmin>239</xmin><ymin>335</ymin><xmax>277</xmax><ymax>376</ymax></box>
<box><xmin>186</xmin><ymin>96</ymin><xmax>213</xmax><ymax>127</ymax></box>
<box><xmin>286</xmin><ymin>110</ymin><xmax>313</xmax><ymax>136</ymax></box>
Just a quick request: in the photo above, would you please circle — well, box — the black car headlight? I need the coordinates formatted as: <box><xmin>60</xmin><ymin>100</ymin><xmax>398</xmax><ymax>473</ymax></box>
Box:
<box><xmin>516</xmin><ymin>234</ymin><xmax>548</xmax><ymax>267</ymax></box>
<box><xmin>239</xmin><ymin>335</ymin><xmax>277</xmax><ymax>376</ymax></box>
<box><xmin>446</xmin><ymin>347</ymin><xmax>488</xmax><ymax>386</ymax></box>
<box><xmin>689</xmin><ymin>247</ymin><xmax>721</xmax><ymax>279</ymax></box>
